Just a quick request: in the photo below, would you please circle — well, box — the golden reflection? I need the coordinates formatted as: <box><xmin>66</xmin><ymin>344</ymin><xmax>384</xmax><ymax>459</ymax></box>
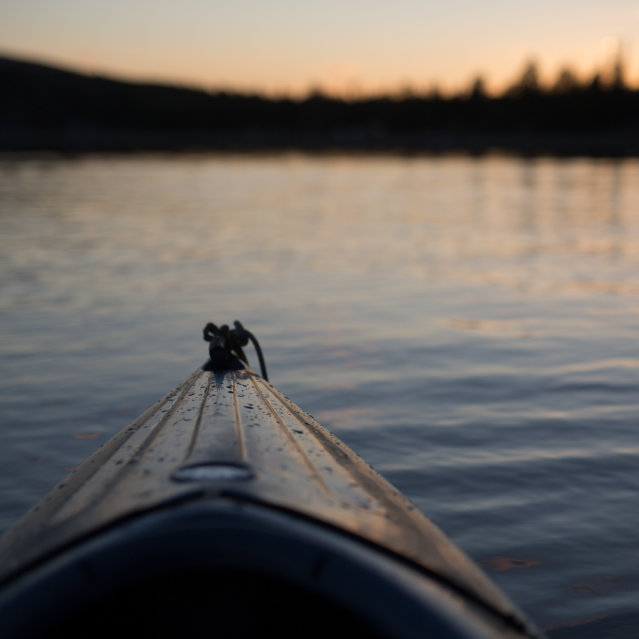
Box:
<box><xmin>541</xmin><ymin>613</ymin><xmax>611</xmax><ymax>633</ymax></box>
<box><xmin>23</xmin><ymin>154</ymin><xmax>639</xmax><ymax>301</ymax></box>
<box><xmin>445</xmin><ymin>318</ymin><xmax>538</xmax><ymax>338</ymax></box>
<box><xmin>552</xmin><ymin>358</ymin><xmax>639</xmax><ymax>373</ymax></box>
<box><xmin>15</xmin><ymin>456</ymin><xmax>45</xmax><ymax>469</ymax></box>
<box><xmin>568</xmin><ymin>575</ymin><xmax>636</xmax><ymax>596</ymax></box>
<box><xmin>479</xmin><ymin>556</ymin><xmax>548</xmax><ymax>572</ymax></box>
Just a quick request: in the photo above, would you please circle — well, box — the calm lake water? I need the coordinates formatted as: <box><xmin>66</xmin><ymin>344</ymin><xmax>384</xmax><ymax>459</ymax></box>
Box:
<box><xmin>2</xmin><ymin>152</ymin><xmax>639</xmax><ymax>636</ymax></box>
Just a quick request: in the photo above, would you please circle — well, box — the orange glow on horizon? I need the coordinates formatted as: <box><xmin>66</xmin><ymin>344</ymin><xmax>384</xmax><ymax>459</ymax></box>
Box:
<box><xmin>2</xmin><ymin>1</ymin><xmax>639</xmax><ymax>98</ymax></box>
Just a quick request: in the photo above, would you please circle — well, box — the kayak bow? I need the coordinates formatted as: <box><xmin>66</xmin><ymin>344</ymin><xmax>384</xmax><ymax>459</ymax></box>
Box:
<box><xmin>0</xmin><ymin>323</ymin><xmax>543</xmax><ymax>638</ymax></box>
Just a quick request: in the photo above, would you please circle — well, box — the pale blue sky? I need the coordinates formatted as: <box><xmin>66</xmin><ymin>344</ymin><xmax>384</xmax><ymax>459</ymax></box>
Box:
<box><xmin>2</xmin><ymin>1</ymin><xmax>638</xmax><ymax>94</ymax></box>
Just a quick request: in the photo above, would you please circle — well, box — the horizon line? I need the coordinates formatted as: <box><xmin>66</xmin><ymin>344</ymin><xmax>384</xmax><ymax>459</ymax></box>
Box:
<box><xmin>2</xmin><ymin>47</ymin><xmax>637</xmax><ymax>101</ymax></box>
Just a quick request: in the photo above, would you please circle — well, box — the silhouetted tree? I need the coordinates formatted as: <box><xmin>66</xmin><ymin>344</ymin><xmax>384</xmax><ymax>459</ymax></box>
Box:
<box><xmin>587</xmin><ymin>72</ymin><xmax>604</xmax><ymax>94</ymax></box>
<box><xmin>611</xmin><ymin>48</ymin><xmax>627</xmax><ymax>91</ymax></box>
<box><xmin>468</xmin><ymin>75</ymin><xmax>487</xmax><ymax>101</ymax></box>
<box><xmin>552</xmin><ymin>67</ymin><xmax>581</xmax><ymax>94</ymax></box>
<box><xmin>506</xmin><ymin>60</ymin><xmax>542</xmax><ymax>98</ymax></box>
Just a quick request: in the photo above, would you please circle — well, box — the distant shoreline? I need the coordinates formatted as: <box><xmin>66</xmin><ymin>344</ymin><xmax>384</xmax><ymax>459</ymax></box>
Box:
<box><xmin>3</xmin><ymin>54</ymin><xmax>639</xmax><ymax>158</ymax></box>
<box><xmin>4</xmin><ymin>129</ymin><xmax>639</xmax><ymax>157</ymax></box>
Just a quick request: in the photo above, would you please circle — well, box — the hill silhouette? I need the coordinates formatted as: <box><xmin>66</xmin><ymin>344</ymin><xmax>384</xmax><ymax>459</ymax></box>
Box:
<box><xmin>2</xmin><ymin>54</ymin><xmax>639</xmax><ymax>155</ymax></box>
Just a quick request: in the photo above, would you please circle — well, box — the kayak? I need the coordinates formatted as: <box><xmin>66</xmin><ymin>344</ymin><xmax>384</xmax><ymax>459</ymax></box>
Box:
<box><xmin>0</xmin><ymin>322</ymin><xmax>542</xmax><ymax>638</ymax></box>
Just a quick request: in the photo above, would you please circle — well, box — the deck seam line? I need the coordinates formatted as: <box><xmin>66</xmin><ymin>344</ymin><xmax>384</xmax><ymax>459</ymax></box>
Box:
<box><xmin>232</xmin><ymin>373</ymin><xmax>247</xmax><ymax>460</ymax></box>
<box><xmin>247</xmin><ymin>373</ymin><xmax>333</xmax><ymax>495</ymax></box>
<box><xmin>184</xmin><ymin>372</ymin><xmax>213</xmax><ymax>461</ymax></box>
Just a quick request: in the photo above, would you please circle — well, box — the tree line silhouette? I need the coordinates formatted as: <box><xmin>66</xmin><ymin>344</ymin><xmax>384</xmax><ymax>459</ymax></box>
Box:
<box><xmin>1</xmin><ymin>54</ymin><xmax>639</xmax><ymax>154</ymax></box>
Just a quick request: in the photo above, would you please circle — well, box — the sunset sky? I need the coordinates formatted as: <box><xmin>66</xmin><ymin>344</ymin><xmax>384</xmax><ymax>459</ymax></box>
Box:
<box><xmin>2</xmin><ymin>1</ymin><xmax>639</xmax><ymax>96</ymax></box>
